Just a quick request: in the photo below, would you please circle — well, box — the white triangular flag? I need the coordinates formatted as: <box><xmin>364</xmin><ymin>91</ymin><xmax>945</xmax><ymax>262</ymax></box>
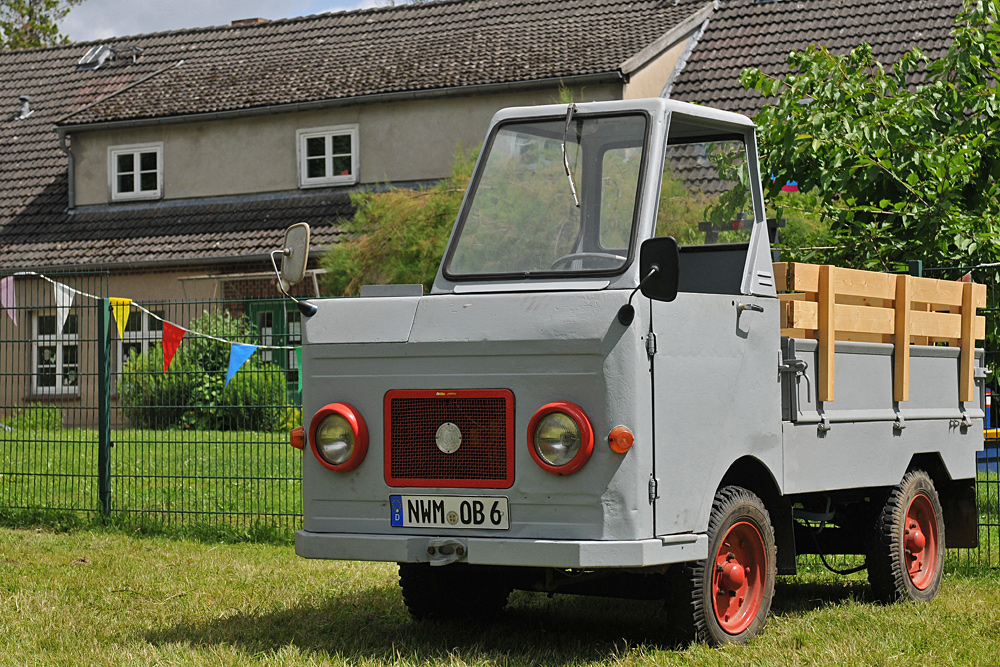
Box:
<box><xmin>53</xmin><ymin>282</ymin><xmax>75</xmax><ymax>334</ymax></box>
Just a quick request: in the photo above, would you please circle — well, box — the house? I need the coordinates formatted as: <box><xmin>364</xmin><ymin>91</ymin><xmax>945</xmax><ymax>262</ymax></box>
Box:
<box><xmin>0</xmin><ymin>0</ymin><xmax>715</xmax><ymax>409</ymax></box>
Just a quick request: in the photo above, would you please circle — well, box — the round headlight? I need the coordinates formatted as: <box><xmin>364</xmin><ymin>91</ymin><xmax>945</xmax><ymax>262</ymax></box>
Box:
<box><xmin>527</xmin><ymin>401</ymin><xmax>594</xmax><ymax>475</ymax></box>
<box><xmin>309</xmin><ymin>403</ymin><xmax>368</xmax><ymax>472</ymax></box>
<box><xmin>315</xmin><ymin>413</ymin><xmax>355</xmax><ymax>466</ymax></box>
<box><xmin>534</xmin><ymin>412</ymin><xmax>582</xmax><ymax>466</ymax></box>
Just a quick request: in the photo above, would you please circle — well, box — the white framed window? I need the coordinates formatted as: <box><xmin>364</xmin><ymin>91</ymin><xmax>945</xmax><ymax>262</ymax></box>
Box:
<box><xmin>32</xmin><ymin>311</ymin><xmax>80</xmax><ymax>395</ymax></box>
<box><xmin>109</xmin><ymin>142</ymin><xmax>163</xmax><ymax>201</ymax></box>
<box><xmin>118</xmin><ymin>308</ymin><xmax>164</xmax><ymax>373</ymax></box>
<box><xmin>296</xmin><ymin>125</ymin><xmax>358</xmax><ymax>188</ymax></box>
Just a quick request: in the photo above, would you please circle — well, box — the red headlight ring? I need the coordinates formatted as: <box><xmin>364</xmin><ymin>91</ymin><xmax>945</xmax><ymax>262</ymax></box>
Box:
<box><xmin>309</xmin><ymin>402</ymin><xmax>369</xmax><ymax>472</ymax></box>
<box><xmin>527</xmin><ymin>401</ymin><xmax>594</xmax><ymax>476</ymax></box>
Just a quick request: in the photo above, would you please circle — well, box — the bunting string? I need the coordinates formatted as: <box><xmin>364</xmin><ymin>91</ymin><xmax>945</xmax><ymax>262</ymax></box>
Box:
<box><xmin>7</xmin><ymin>271</ymin><xmax>299</xmax><ymax>350</ymax></box>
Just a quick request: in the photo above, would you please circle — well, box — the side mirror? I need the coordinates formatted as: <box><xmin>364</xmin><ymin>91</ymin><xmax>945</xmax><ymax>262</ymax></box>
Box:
<box><xmin>639</xmin><ymin>236</ymin><xmax>679</xmax><ymax>302</ymax></box>
<box><xmin>279</xmin><ymin>223</ymin><xmax>310</xmax><ymax>288</ymax></box>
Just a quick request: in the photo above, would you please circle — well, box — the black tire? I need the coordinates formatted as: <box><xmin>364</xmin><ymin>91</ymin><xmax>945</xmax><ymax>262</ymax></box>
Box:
<box><xmin>867</xmin><ymin>469</ymin><xmax>945</xmax><ymax>604</ymax></box>
<box><xmin>398</xmin><ymin>563</ymin><xmax>512</xmax><ymax>621</ymax></box>
<box><xmin>680</xmin><ymin>486</ymin><xmax>777</xmax><ymax>645</ymax></box>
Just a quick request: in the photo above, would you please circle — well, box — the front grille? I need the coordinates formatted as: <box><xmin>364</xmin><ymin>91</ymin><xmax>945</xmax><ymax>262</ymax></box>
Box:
<box><xmin>384</xmin><ymin>389</ymin><xmax>514</xmax><ymax>488</ymax></box>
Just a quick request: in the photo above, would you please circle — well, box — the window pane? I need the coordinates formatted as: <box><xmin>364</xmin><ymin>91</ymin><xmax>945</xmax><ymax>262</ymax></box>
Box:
<box><xmin>333</xmin><ymin>156</ymin><xmax>351</xmax><ymax>176</ymax></box>
<box><xmin>600</xmin><ymin>146</ymin><xmax>642</xmax><ymax>249</ymax></box>
<box><xmin>332</xmin><ymin>134</ymin><xmax>351</xmax><ymax>154</ymax></box>
<box><xmin>139</xmin><ymin>151</ymin><xmax>157</xmax><ymax>171</ymax></box>
<box><xmin>117</xmin><ymin>153</ymin><xmax>134</xmax><ymax>173</ymax></box>
<box><xmin>306</xmin><ymin>136</ymin><xmax>326</xmax><ymax>158</ymax></box>
<box><xmin>37</xmin><ymin>346</ymin><xmax>56</xmax><ymax>387</ymax></box>
<box><xmin>118</xmin><ymin>174</ymin><xmax>135</xmax><ymax>193</ymax></box>
<box><xmin>149</xmin><ymin>311</ymin><xmax>164</xmax><ymax>332</ymax></box>
<box><xmin>63</xmin><ymin>313</ymin><xmax>78</xmax><ymax>335</ymax></box>
<box><xmin>307</xmin><ymin>157</ymin><xmax>326</xmax><ymax>179</ymax></box>
<box><xmin>62</xmin><ymin>346</ymin><xmax>78</xmax><ymax>387</ymax></box>
<box><xmin>38</xmin><ymin>315</ymin><xmax>56</xmax><ymax>336</ymax></box>
<box><xmin>139</xmin><ymin>172</ymin><xmax>157</xmax><ymax>192</ymax></box>
<box><xmin>125</xmin><ymin>309</ymin><xmax>142</xmax><ymax>332</ymax></box>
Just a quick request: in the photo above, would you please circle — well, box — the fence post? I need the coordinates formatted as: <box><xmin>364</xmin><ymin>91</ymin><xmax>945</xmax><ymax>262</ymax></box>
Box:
<box><xmin>97</xmin><ymin>298</ymin><xmax>112</xmax><ymax>518</ymax></box>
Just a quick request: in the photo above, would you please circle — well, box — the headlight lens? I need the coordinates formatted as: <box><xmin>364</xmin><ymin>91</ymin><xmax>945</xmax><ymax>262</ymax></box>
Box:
<box><xmin>308</xmin><ymin>403</ymin><xmax>368</xmax><ymax>472</ymax></box>
<box><xmin>527</xmin><ymin>401</ymin><xmax>594</xmax><ymax>475</ymax></box>
<box><xmin>315</xmin><ymin>413</ymin><xmax>355</xmax><ymax>466</ymax></box>
<box><xmin>533</xmin><ymin>412</ymin><xmax>582</xmax><ymax>466</ymax></box>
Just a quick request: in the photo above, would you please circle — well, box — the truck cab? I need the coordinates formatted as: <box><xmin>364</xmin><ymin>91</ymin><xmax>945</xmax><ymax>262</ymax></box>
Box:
<box><xmin>287</xmin><ymin>98</ymin><xmax>983</xmax><ymax>645</ymax></box>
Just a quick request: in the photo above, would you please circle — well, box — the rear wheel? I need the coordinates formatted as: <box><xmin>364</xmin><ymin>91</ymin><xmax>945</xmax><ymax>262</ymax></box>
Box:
<box><xmin>683</xmin><ymin>486</ymin><xmax>777</xmax><ymax>645</ymax></box>
<box><xmin>398</xmin><ymin>563</ymin><xmax>512</xmax><ymax>621</ymax></box>
<box><xmin>867</xmin><ymin>470</ymin><xmax>945</xmax><ymax>603</ymax></box>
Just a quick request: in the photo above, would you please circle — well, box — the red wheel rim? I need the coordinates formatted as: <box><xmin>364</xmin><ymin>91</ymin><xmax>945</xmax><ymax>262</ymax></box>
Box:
<box><xmin>904</xmin><ymin>493</ymin><xmax>939</xmax><ymax>590</ymax></box>
<box><xmin>711</xmin><ymin>521</ymin><xmax>766</xmax><ymax>635</ymax></box>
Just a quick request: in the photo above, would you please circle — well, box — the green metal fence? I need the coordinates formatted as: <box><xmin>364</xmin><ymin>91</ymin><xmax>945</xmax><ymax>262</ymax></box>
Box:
<box><xmin>1</xmin><ymin>270</ymin><xmax>302</xmax><ymax>535</ymax></box>
<box><xmin>1</xmin><ymin>267</ymin><xmax>998</xmax><ymax>565</ymax></box>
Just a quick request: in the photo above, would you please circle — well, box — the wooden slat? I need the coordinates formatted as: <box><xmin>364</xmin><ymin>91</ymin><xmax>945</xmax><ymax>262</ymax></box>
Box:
<box><xmin>834</xmin><ymin>266</ymin><xmax>897</xmax><ymax>300</ymax></box>
<box><xmin>835</xmin><ymin>303</ymin><xmax>895</xmax><ymax>335</ymax></box>
<box><xmin>974</xmin><ymin>283</ymin><xmax>987</xmax><ymax>309</ymax></box>
<box><xmin>773</xmin><ymin>262</ymin><xmax>789</xmax><ymax>292</ymax></box>
<box><xmin>818</xmin><ymin>265</ymin><xmax>835</xmax><ymax>402</ymax></box>
<box><xmin>786</xmin><ymin>262</ymin><xmax>821</xmax><ymax>293</ymax></box>
<box><xmin>910</xmin><ymin>278</ymin><xmax>964</xmax><ymax>308</ymax></box>
<box><xmin>911</xmin><ymin>310</ymin><xmax>962</xmax><ymax>339</ymax></box>
<box><xmin>976</xmin><ymin>314</ymin><xmax>986</xmax><ymax>340</ymax></box>
<box><xmin>894</xmin><ymin>274</ymin><xmax>911</xmax><ymax>402</ymax></box>
<box><xmin>961</xmin><ymin>282</ymin><xmax>975</xmax><ymax>402</ymax></box>
<box><xmin>786</xmin><ymin>299</ymin><xmax>818</xmax><ymax>330</ymax></box>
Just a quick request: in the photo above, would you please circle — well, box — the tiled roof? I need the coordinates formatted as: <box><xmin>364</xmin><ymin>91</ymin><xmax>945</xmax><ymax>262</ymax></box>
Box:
<box><xmin>0</xmin><ymin>0</ymin><xmax>706</xmax><ymax>271</ymax></box>
<box><xmin>669</xmin><ymin>0</ymin><xmax>965</xmax><ymax>116</ymax></box>
<box><xmin>0</xmin><ymin>190</ymin><xmax>350</xmax><ymax>270</ymax></box>
<box><xmin>59</xmin><ymin>0</ymin><xmax>707</xmax><ymax>126</ymax></box>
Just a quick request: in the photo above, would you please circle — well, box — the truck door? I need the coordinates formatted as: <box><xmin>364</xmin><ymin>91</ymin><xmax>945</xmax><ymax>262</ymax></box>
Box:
<box><xmin>647</xmin><ymin>134</ymin><xmax>782</xmax><ymax>537</ymax></box>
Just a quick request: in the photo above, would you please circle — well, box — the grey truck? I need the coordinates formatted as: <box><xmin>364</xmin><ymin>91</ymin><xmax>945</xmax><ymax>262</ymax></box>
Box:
<box><xmin>277</xmin><ymin>98</ymin><xmax>985</xmax><ymax>644</ymax></box>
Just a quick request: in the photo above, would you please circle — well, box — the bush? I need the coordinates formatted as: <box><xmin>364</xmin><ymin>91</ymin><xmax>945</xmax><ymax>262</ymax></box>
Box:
<box><xmin>118</xmin><ymin>311</ymin><xmax>287</xmax><ymax>431</ymax></box>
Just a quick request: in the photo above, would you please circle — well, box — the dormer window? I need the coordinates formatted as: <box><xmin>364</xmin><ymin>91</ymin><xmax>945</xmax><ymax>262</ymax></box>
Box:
<box><xmin>296</xmin><ymin>125</ymin><xmax>358</xmax><ymax>188</ymax></box>
<box><xmin>109</xmin><ymin>143</ymin><xmax>162</xmax><ymax>201</ymax></box>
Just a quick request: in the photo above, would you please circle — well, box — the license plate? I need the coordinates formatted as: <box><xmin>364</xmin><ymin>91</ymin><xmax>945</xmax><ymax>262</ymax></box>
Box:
<box><xmin>390</xmin><ymin>494</ymin><xmax>509</xmax><ymax>530</ymax></box>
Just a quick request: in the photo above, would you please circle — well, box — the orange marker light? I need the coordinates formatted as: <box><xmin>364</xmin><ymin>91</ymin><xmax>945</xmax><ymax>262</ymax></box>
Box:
<box><xmin>290</xmin><ymin>426</ymin><xmax>305</xmax><ymax>451</ymax></box>
<box><xmin>608</xmin><ymin>426</ymin><xmax>634</xmax><ymax>454</ymax></box>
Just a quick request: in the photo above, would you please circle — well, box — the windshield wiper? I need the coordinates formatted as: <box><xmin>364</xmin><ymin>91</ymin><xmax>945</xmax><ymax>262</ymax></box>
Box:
<box><xmin>562</xmin><ymin>103</ymin><xmax>581</xmax><ymax>208</ymax></box>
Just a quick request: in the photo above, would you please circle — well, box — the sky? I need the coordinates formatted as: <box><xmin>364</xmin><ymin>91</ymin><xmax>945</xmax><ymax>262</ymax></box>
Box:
<box><xmin>62</xmin><ymin>0</ymin><xmax>387</xmax><ymax>43</ymax></box>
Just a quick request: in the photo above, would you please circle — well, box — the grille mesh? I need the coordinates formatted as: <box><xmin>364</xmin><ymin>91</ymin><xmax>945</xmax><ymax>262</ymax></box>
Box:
<box><xmin>386</xmin><ymin>392</ymin><xmax>512</xmax><ymax>487</ymax></box>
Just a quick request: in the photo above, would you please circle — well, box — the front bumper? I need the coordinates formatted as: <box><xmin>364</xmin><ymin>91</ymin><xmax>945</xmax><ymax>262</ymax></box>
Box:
<box><xmin>295</xmin><ymin>530</ymin><xmax>709</xmax><ymax>568</ymax></box>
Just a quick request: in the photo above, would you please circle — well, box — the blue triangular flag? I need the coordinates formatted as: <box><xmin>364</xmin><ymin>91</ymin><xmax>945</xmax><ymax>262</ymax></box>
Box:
<box><xmin>225</xmin><ymin>343</ymin><xmax>258</xmax><ymax>387</ymax></box>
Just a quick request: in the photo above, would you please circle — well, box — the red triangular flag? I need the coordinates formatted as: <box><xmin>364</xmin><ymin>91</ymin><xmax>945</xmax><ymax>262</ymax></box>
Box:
<box><xmin>162</xmin><ymin>321</ymin><xmax>186</xmax><ymax>372</ymax></box>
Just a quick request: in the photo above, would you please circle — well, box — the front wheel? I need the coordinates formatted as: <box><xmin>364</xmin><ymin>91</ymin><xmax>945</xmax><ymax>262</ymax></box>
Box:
<box><xmin>686</xmin><ymin>486</ymin><xmax>777</xmax><ymax>645</ymax></box>
<box><xmin>867</xmin><ymin>469</ymin><xmax>945</xmax><ymax>603</ymax></box>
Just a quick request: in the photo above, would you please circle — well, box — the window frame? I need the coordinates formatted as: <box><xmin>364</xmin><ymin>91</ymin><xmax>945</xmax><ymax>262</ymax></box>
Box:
<box><xmin>108</xmin><ymin>142</ymin><xmax>163</xmax><ymax>201</ymax></box>
<box><xmin>31</xmin><ymin>310</ymin><xmax>81</xmax><ymax>396</ymax></box>
<box><xmin>296</xmin><ymin>125</ymin><xmax>359</xmax><ymax>188</ymax></box>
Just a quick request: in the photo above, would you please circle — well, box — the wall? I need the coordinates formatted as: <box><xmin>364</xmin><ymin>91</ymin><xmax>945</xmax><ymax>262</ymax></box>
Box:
<box><xmin>622</xmin><ymin>31</ymin><xmax>697</xmax><ymax>101</ymax></box>
<box><xmin>71</xmin><ymin>84</ymin><xmax>622</xmax><ymax>207</ymax></box>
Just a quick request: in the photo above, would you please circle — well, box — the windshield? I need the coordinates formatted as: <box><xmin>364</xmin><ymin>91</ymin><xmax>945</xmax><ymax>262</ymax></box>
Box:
<box><xmin>445</xmin><ymin>114</ymin><xmax>648</xmax><ymax>279</ymax></box>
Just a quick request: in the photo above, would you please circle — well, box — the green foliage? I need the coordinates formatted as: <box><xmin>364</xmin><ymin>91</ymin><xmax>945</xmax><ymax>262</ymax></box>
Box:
<box><xmin>320</xmin><ymin>150</ymin><xmax>476</xmax><ymax>295</ymax></box>
<box><xmin>1</xmin><ymin>406</ymin><xmax>62</xmax><ymax>430</ymax></box>
<box><xmin>0</xmin><ymin>0</ymin><xmax>82</xmax><ymax>49</ymax></box>
<box><xmin>741</xmin><ymin>0</ymin><xmax>1000</xmax><ymax>275</ymax></box>
<box><xmin>117</xmin><ymin>311</ymin><xmax>287</xmax><ymax>431</ymax></box>
<box><xmin>742</xmin><ymin>0</ymin><xmax>1000</xmax><ymax>357</ymax></box>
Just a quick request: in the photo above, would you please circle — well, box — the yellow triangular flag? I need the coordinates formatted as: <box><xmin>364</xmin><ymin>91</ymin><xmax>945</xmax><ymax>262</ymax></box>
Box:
<box><xmin>110</xmin><ymin>298</ymin><xmax>132</xmax><ymax>338</ymax></box>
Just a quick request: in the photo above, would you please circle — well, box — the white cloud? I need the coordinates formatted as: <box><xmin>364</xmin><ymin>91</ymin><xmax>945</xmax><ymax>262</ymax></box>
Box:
<box><xmin>62</xmin><ymin>0</ymin><xmax>370</xmax><ymax>43</ymax></box>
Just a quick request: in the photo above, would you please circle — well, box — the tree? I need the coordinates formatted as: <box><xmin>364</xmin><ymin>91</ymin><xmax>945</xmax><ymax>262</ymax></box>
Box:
<box><xmin>740</xmin><ymin>0</ymin><xmax>1000</xmax><ymax>277</ymax></box>
<box><xmin>0</xmin><ymin>0</ymin><xmax>82</xmax><ymax>50</ymax></box>
<box><xmin>319</xmin><ymin>150</ymin><xmax>476</xmax><ymax>296</ymax></box>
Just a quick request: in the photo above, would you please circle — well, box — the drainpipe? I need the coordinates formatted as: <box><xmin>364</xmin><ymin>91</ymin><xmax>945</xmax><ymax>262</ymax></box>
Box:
<box><xmin>56</xmin><ymin>128</ymin><xmax>75</xmax><ymax>211</ymax></box>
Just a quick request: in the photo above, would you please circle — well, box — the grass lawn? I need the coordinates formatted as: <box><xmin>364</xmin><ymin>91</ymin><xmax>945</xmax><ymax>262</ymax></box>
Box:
<box><xmin>2</xmin><ymin>526</ymin><xmax>999</xmax><ymax>667</ymax></box>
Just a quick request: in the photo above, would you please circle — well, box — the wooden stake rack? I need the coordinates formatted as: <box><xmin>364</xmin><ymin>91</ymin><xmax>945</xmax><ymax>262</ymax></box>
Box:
<box><xmin>774</xmin><ymin>262</ymin><xmax>986</xmax><ymax>403</ymax></box>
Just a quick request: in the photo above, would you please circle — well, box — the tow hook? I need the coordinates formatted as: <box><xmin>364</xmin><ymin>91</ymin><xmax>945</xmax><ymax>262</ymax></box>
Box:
<box><xmin>426</xmin><ymin>538</ymin><xmax>468</xmax><ymax>566</ymax></box>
